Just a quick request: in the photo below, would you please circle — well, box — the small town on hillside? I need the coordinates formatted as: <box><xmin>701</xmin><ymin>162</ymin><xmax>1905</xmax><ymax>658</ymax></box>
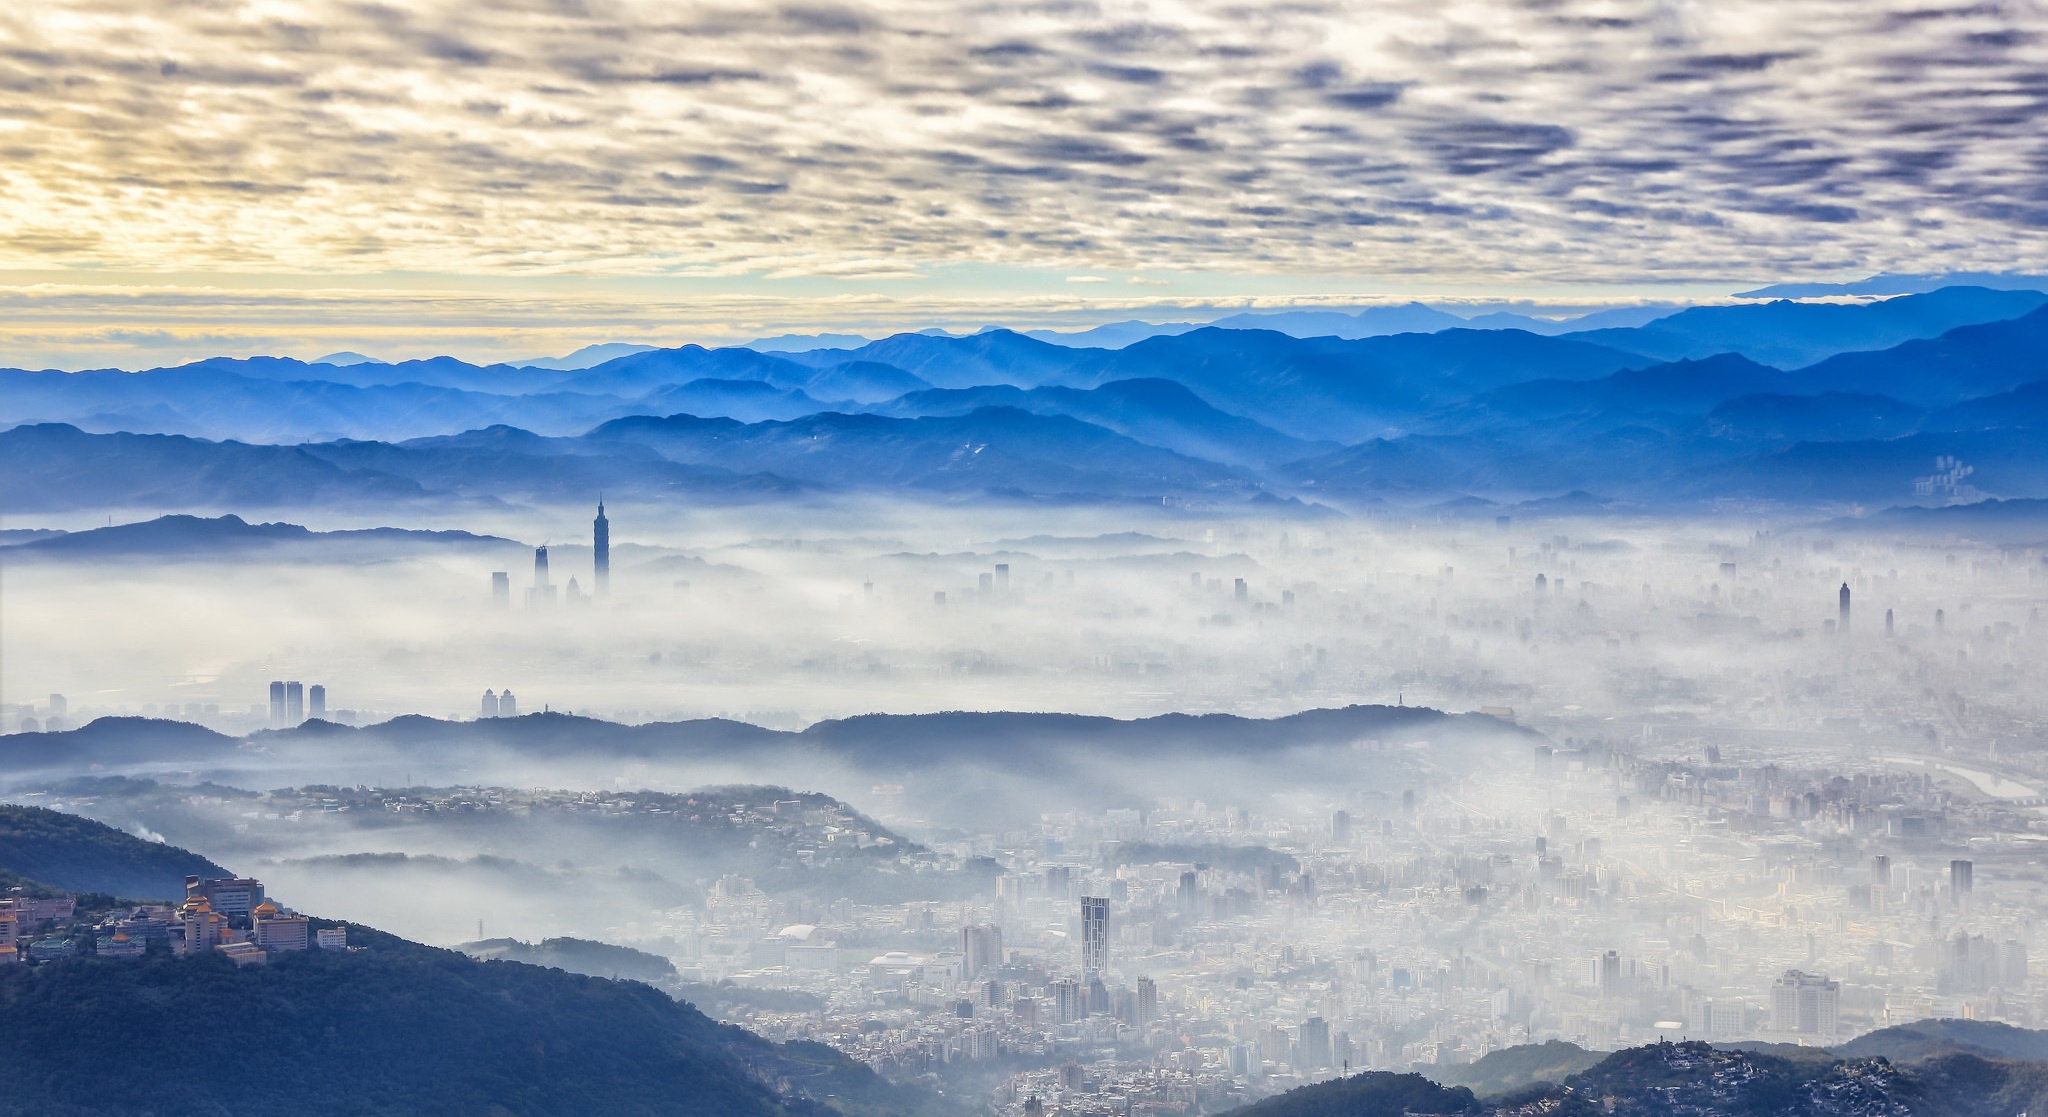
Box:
<box><xmin>0</xmin><ymin>875</ymin><xmax>349</xmax><ymax>967</ymax></box>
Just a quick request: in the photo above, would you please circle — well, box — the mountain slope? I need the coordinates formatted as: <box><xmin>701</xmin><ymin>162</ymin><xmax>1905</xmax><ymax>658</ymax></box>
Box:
<box><xmin>1068</xmin><ymin>328</ymin><xmax>1646</xmax><ymax>441</ymax></box>
<box><xmin>0</xmin><ymin>937</ymin><xmax>930</xmax><ymax>1117</ymax></box>
<box><xmin>0</xmin><ymin>514</ymin><xmax>521</xmax><ymax>562</ymax></box>
<box><xmin>1789</xmin><ymin>303</ymin><xmax>2048</xmax><ymax>406</ymax></box>
<box><xmin>1563</xmin><ymin>286</ymin><xmax>2048</xmax><ymax>367</ymax></box>
<box><xmin>586</xmin><ymin>406</ymin><xmax>1253</xmax><ymax>496</ymax></box>
<box><xmin>870</xmin><ymin>378</ymin><xmax>1332</xmax><ymax>467</ymax></box>
<box><xmin>0</xmin><ymin>424</ymin><xmax>434</xmax><ymax>513</ymax></box>
<box><xmin>0</xmin><ymin>803</ymin><xmax>230</xmax><ymax>901</ymax></box>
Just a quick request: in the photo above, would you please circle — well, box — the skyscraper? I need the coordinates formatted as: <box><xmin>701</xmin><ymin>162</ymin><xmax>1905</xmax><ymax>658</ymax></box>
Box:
<box><xmin>1839</xmin><ymin>583</ymin><xmax>1851</xmax><ymax>633</ymax></box>
<box><xmin>1297</xmin><ymin>1016</ymin><xmax>1332</xmax><ymax>1070</ymax></box>
<box><xmin>1080</xmin><ymin>895</ymin><xmax>1109</xmax><ymax>976</ymax></box>
<box><xmin>268</xmin><ymin>681</ymin><xmax>285</xmax><ymax>728</ymax></box>
<box><xmin>284</xmin><ymin>681</ymin><xmax>304</xmax><ymax>725</ymax></box>
<box><xmin>498</xmin><ymin>689</ymin><xmax>517</xmax><ymax>717</ymax></box>
<box><xmin>593</xmin><ymin>500</ymin><xmax>610</xmax><ymax>597</ymax></box>
<box><xmin>529</xmin><ymin>546</ymin><xmax>555</xmax><ymax>608</ymax></box>
<box><xmin>481</xmin><ymin>690</ymin><xmax>499</xmax><ymax>719</ymax></box>
<box><xmin>1951</xmin><ymin>859</ymin><xmax>1973</xmax><ymax>906</ymax></box>
<box><xmin>961</xmin><ymin>924</ymin><xmax>1003</xmax><ymax>980</ymax></box>
<box><xmin>308</xmin><ymin>685</ymin><xmax>326</xmax><ymax>721</ymax></box>
<box><xmin>491</xmin><ymin>571</ymin><xmax>510</xmax><ymax>606</ymax></box>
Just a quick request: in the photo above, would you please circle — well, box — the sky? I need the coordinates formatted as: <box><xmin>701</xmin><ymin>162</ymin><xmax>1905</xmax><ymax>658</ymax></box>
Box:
<box><xmin>2</xmin><ymin>0</ymin><xmax>2046</xmax><ymax>367</ymax></box>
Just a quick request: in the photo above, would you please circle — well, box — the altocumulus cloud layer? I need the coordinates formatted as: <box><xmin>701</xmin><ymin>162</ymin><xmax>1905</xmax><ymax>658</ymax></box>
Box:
<box><xmin>2</xmin><ymin>0</ymin><xmax>2047</xmax><ymax>285</ymax></box>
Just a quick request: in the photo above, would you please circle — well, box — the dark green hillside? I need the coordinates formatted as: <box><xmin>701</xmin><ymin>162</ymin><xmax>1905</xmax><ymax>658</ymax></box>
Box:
<box><xmin>1225</xmin><ymin>1071</ymin><xmax>1480</xmax><ymax>1117</ymax></box>
<box><xmin>0</xmin><ymin>803</ymin><xmax>229</xmax><ymax>900</ymax></box>
<box><xmin>1835</xmin><ymin>1018</ymin><xmax>2048</xmax><ymax>1064</ymax></box>
<box><xmin>0</xmin><ymin>941</ymin><xmax>940</xmax><ymax>1117</ymax></box>
<box><xmin>1225</xmin><ymin>1034</ymin><xmax>2048</xmax><ymax>1117</ymax></box>
<box><xmin>462</xmin><ymin>935</ymin><xmax>680</xmax><ymax>984</ymax></box>
<box><xmin>1424</xmin><ymin>1039</ymin><xmax>1603</xmax><ymax>1095</ymax></box>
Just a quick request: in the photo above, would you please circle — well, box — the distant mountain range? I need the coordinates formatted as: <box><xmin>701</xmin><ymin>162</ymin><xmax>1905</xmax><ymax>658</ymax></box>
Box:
<box><xmin>1</xmin><ymin>705</ymin><xmax>1524</xmax><ymax>830</ymax></box>
<box><xmin>10</xmin><ymin>285</ymin><xmax>2048</xmax><ymax>516</ymax></box>
<box><xmin>0</xmin><ymin>514</ymin><xmax>522</xmax><ymax>561</ymax></box>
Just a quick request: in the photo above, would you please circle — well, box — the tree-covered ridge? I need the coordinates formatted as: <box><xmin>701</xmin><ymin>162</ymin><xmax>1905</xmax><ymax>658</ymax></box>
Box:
<box><xmin>1228</xmin><ymin>1037</ymin><xmax>2048</xmax><ymax>1117</ymax></box>
<box><xmin>461</xmin><ymin>935</ymin><xmax>681</xmax><ymax>984</ymax></box>
<box><xmin>0</xmin><ymin>937</ymin><xmax>951</xmax><ymax>1117</ymax></box>
<box><xmin>0</xmin><ymin>803</ymin><xmax>229</xmax><ymax>900</ymax></box>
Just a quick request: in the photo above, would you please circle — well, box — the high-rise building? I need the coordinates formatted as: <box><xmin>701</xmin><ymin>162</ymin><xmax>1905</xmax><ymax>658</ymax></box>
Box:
<box><xmin>593</xmin><ymin>500</ymin><xmax>610</xmax><ymax>597</ymax></box>
<box><xmin>498</xmin><ymin>689</ymin><xmax>517</xmax><ymax>717</ymax></box>
<box><xmin>1770</xmin><ymin>970</ymin><xmax>1840</xmax><ymax>1037</ymax></box>
<box><xmin>308</xmin><ymin>685</ymin><xmax>326</xmax><ymax>721</ymax></box>
<box><xmin>1885</xmin><ymin>607</ymin><xmax>1895</xmax><ymax>637</ymax></box>
<box><xmin>1234</xmin><ymin>577</ymin><xmax>1248</xmax><ymax>602</ymax></box>
<box><xmin>529</xmin><ymin>546</ymin><xmax>555</xmax><ymax>607</ymax></box>
<box><xmin>1297</xmin><ymin>1016</ymin><xmax>1332</xmax><ymax>1070</ymax></box>
<box><xmin>1331</xmin><ymin>810</ymin><xmax>1352</xmax><ymax>844</ymax></box>
<box><xmin>1136</xmin><ymin>975</ymin><xmax>1158</xmax><ymax>1025</ymax></box>
<box><xmin>960</xmin><ymin>924</ymin><xmax>1003</xmax><ymax>980</ymax></box>
<box><xmin>1596</xmin><ymin>949</ymin><xmax>1623</xmax><ymax>999</ymax></box>
<box><xmin>1050</xmin><ymin>978</ymin><xmax>1082</xmax><ymax>1024</ymax></box>
<box><xmin>1080</xmin><ymin>895</ymin><xmax>1109</xmax><ymax>976</ymax></box>
<box><xmin>46</xmin><ymin>694</ymin><xmax>66</xmax><ymax>716</ymax></box>
<box><xmin>994</xmin><ymin>563</ymin><xmax>1009</xmax><ymax>590</ymax></box>
<box><xmin>1951</xmin><ymin>859</ymin><xmax>1974</xmax><ymax>906</ymax></box>
<box><xmin>284</xmin><ymin>681</ymin><xmax>304</xmax><ymax>725</ymax></box>
<box><xmin>1839</xmin><ymin>583</ymin><xmax>1851</xmax><ymax>633</ymax></box>
<box><xmin>1177</xmin><ymin>870</ymin><xmax>1200</xmax><ymax>919</ymax></box>
<box><xmin>268</xmin><ymin>681</ymin><xmax>286</xmax><ymax>728</ymax></box>
<box><xmin>491</xmin><ymin>571</ymin><xmax>511</xmax><ymax>606</ymax></box>
<box><xmin>481</xmin><ymin>690</ymin><xmax>500</xmax><ymax>719</ymax></box>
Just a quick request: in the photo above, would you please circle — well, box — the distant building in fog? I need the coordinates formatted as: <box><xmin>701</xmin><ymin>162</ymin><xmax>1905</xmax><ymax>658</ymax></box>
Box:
<box><xmin>491</xmin><ymin>571</ymin><xmax>510</xmax><ymax>606</ymax></box>
<box><xmin>269</xmin><ymin>681</ymin><xmax>285</xmax><ymax>728</ymax></box>
<box><xmin>593</xmin><ymin>500</ymin><xmax>610</xmax><ymax>597</ymax></box>
<box><xmin>1080</xmin><ymin>895</ymin><xmax>1109</xmax><ymax>976</ymax></box>
<box><xmin>308</xmin><ymin>685</ymin><xmax>326</xmax><ymax>721</ymax></box>
<box><xmin>528</xmin><ymin>546</ymin><xmax>555</xmax><ymax>608</ymax></box>
<box><xmin>1769</xmin><ymin>970</ymin><xmax>1839</xmax><ymax>1037</ymax></box>
<box><xmin>480</xmin><ymin>689</ymin><xmax>518</xmax><ymax>718</ymax></box>
<box><xmin>961</xmin><ymin>923</ymin><xmax>1003</xmax><ymax>980</ymax></box>
<box><xmin>1839</xmin><ymin>583</ymin><xmax>1851</xmax><ymax>634</ymax></box>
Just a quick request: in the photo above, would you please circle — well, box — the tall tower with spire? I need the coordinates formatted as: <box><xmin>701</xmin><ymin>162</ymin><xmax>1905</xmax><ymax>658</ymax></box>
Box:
<box><xmin>593</xmin><ymin>499</ymin><xmax>610</xmax><ymax>597</ymax></box>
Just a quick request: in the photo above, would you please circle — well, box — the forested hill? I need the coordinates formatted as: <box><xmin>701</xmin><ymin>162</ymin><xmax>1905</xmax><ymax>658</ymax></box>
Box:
<box><xmin>0</xmin><ymin>803</ymin><xmax>229</xmax><ymax>900</ymax></box>
<box><xmin>0</xmin><ymin>936</ymin><xmax>945</xmax><ymax>1117</ymax></box>
<box><xmin>1230</xmin><ymin>1037</ymin><xmax>2048</xmax><ymax>1117</ymax></box>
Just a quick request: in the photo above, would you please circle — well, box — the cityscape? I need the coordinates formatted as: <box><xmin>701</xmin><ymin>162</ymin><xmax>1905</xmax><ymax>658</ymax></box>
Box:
<box><xmin>7</xmin><ymin>0</ymin><xmax>2048</xmax><ymax>1113</ymax></box>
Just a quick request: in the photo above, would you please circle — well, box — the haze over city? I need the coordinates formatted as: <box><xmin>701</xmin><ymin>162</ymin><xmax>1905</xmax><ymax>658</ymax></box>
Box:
<box><xmin>5</xmin><ymin>3</ymin><xmax>2048</xmax><ymax>1117</ymax></box>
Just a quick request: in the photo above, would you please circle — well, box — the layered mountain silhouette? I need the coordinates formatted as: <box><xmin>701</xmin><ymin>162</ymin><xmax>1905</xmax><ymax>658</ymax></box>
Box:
<box><xmin>11</xmin><ymin>285</ymin><xmax>2048</xmax><ymax>515</ymax></box>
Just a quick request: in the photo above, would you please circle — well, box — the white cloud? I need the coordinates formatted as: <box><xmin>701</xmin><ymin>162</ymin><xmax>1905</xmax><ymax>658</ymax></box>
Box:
<box><xmin>0</xmin><ymin>0</ymin><xmax>2041</xmax><ymax>293</ymax></box>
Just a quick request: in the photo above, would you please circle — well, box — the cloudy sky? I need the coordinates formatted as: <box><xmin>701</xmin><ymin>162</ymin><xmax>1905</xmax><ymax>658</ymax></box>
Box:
<box><xmin>3</xmin><ymin>0</ymin><xmax>2045</xmax><ymax>365</ymax></box>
